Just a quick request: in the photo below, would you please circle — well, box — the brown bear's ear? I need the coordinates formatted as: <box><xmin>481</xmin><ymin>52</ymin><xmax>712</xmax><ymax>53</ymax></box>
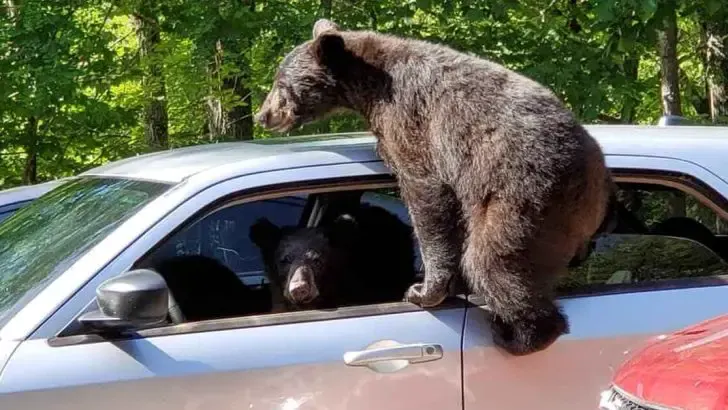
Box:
<box><xmin>312</xmin><ymin>32</ymin><xmax>346</xmax><ymax>67</ymax></box>
<box><xmin>249</xmin><ymin>218</ymin><xmax>282</xmax><ymax>249</ymax></box>
<box><xmin>312</xmin><ymin>18</ymin><xmax>340</xmax><ymax>39</ymax></box>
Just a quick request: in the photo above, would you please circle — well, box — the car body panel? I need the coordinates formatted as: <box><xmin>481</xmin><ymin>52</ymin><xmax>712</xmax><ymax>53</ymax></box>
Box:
<box><xmin>1</xmin><ymin>307</ymin><xmax>465</xmax><ymax>410</ymax></box>
<box><xmin>609</xmin><ymin>313</ymin><xmax>728</xmax><ymax>410</ymax></box>
<box><xmin>463</xmin><ymin>282</ymin><xmax>728</xmax><ymax>409</ymax></box>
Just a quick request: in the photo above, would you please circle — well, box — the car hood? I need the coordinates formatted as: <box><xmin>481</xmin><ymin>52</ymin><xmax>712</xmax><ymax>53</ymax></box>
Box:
<box><xmin>613</xmin><ymin>314</ymin><xmax>728</xmax><ymax>410</ymax></box>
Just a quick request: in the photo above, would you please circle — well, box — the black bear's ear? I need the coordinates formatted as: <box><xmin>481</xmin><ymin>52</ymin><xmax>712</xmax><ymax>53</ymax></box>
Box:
<box><xmin>329</xmin><ymin>213</ymin><xmax>359</xmax><ymax>241</ymax></box>
<box><xmin>334</xmin><ymin>213</ymin><xmax>357</xmax><ymax>226</ymax></box>
<box><xmin>312</xmin><ymin>18</ymin><xmax>340</xmax><ymax>39</ymax></box>
<box><xmin>312</xmin><ymin>32</ymin><xmax>346</xmax><ymax>67</ymax></box>
<box><xmin>249</xmin><ymin>218</ymin><xmax>282</xmax><ymax>249</ymax></box>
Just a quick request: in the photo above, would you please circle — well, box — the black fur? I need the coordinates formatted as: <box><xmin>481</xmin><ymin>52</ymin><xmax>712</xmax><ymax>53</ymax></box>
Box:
<box><xmin>256</xmin><ymin>19</ymin><xmax>615</xmax><ymax>355</ymax></box>
<box><xmin>249</xmin><ymin>203</ymin><xmax>417</xmax><ymax>310</ymax></box>
<box><xmin>152</xmin><ymin>254</ymin><xmax>271</xmax><ymax>321</ymax></box>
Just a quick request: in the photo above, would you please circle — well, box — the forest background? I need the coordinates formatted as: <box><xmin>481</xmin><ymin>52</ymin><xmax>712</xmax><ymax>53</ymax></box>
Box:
<box><xmin>1</xmin><ymin>0</ymin><xmax>726</xmax><ymax>216</ymax></box>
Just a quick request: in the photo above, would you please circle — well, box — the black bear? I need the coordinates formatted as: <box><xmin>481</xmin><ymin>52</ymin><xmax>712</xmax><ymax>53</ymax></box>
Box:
<box><xmin>151</xmin><ymin>254</ymin><xmax>272</xmax><ymax>322</ymax></box>
<box><xmin>248</xmin><ymin>203</ymin><xmax>417</xmax><ymax>311</ymax></box>
<box><xmin>254</xmin><ymin>19</ymin><xmax>616</xmax><ymax>355</ymax></box>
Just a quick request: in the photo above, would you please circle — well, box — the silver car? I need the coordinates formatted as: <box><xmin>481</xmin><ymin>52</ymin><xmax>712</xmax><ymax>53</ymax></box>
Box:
<box><xmin>1</xmin><ymin>125</ymin><xmax>728</xmax><ymax>410</ymax></box>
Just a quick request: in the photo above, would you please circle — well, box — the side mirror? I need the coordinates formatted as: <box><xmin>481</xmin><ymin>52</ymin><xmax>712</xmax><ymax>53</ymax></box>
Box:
<box><xmin>78</xmin><ymin>269</ymin><xmax>170</xmax><ymax>332</ymax></box>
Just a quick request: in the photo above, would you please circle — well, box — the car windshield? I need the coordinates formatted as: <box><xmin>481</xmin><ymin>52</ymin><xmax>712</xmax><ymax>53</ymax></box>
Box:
<box><xmin>0</xmin><ymin>177</ymin><xmax>170</xmax><ymax>329</ymax></box>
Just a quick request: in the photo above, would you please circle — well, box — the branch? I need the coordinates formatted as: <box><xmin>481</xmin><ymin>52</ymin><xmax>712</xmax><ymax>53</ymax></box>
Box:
<box><xmin>597</xmin><ymin>113</ymin><xmax>623</xmax><ymax>124</ymax></box>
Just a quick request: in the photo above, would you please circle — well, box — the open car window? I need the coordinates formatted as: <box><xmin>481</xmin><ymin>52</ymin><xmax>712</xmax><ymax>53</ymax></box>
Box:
<box><xmin>560</xmin><ymin>233</ymin><xmax>728</xmax><ymax>294</ymax></box>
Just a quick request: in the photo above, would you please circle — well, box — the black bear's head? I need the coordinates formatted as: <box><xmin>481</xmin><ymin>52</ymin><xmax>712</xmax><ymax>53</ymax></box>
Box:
<box><xmin>248</xmin><ymin>215</ymin><xmax>359</xmax><ymax>309</ymax></box>
<box><xmin>255</xmin><ymin>19</ymin><xmax>392</xmax><ymax>133</ymax></box>
<box><xmin>254</xmin><ymin>19</ymin><xmax>349</xmax><ymax>133</ymax></box>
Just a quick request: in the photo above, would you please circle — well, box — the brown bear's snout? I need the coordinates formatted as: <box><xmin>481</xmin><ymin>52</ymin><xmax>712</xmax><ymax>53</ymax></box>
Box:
<box><xmin>254</xmin><ymin>109</ymin><xmax>271</xmax><ymax>127</ymax></box>
<box><xmin>287</xmin><ymin>265</ymin><xmax>319</xmax><ymax>304</ymax></box>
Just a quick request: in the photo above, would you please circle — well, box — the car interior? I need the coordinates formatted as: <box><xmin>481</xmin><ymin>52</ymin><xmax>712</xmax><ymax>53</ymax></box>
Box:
<box><xmin>127</xmin><ymin>178</ymin><xmax>728</xmax><ymax>327</ymax></box>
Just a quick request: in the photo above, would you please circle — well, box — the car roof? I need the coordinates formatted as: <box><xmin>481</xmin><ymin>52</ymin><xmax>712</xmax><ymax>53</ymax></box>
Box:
<box><xmin>0</xmin><ymin>178</ymin><xmax>68</xmax><ymax>206</ymax></box>
<box><xmin>79</xmin><ymin>125</ymin><xmax>728</xmax><ymax>185</ymax></box>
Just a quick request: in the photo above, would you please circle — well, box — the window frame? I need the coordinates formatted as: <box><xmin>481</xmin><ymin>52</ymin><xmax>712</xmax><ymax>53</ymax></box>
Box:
<box><xmin>48</xmin><ymin>172</ymin><xmax>465</xmax><ymax>347</ymax></box>
<box><xmin>611</xmin><ymin>167</ymin><xmax>728</xmax><ymax>222</ymax></box>
<box><xmin>471</xmin><ymin>168</ymin><xmax>728</xmax><ymax>304</ymax></box>
<box><xmin>45</xmin><ymin>162</ymin><xmax>728</xmax><ymax>346</ymax></box>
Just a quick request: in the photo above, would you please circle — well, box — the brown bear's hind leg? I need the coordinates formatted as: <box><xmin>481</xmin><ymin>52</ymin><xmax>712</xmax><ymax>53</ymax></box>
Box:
<box><xmin>462</xmin><ymin>199</ymin><xmax>570</xmax><ymax>355</ymax></box>
<box><xmin>400</xmin><ymin>182</ymin><xmax>464</xmax><ymax>307</ymax></box>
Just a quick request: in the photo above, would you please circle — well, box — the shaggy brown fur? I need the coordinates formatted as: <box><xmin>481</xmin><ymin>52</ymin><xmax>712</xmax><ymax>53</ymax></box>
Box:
<box><xmin>255</xmin><ymin>19</ymin><xmax>616</xmax><ymax>355</ymax></box>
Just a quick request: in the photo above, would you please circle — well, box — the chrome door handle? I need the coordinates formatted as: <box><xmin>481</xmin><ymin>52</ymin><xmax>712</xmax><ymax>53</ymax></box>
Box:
<box><xmin>343</xmin><ymin>342</ymin><xmax>443</xmax><ymax>366</ymax></box>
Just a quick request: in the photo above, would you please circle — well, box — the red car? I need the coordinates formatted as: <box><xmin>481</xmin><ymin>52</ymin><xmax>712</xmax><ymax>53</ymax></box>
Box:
<box><xmin>599</xmin><ymin>313</ymin><xmax>728</xmax><ymax>410</ymax></box>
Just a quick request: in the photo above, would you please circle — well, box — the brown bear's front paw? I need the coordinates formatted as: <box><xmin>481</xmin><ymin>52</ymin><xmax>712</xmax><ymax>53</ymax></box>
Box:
<box><xmin>403</xmin><ymin>283</ymin><xmax>448</xmax><ymax>307</ymax></box>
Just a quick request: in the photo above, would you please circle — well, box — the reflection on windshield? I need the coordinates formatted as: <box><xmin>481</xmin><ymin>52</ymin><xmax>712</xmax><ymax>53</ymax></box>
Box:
<box><xmin>0</xmin><ymin>177</ymin><xmax>170</xmax><ymax>328</ymax></box>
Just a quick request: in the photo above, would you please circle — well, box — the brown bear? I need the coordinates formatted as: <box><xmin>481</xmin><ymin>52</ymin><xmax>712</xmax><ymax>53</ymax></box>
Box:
<box><xmin>255</xmin><ymin>19</ymin><xmax>616</xmax><ymax>355</ymax></box>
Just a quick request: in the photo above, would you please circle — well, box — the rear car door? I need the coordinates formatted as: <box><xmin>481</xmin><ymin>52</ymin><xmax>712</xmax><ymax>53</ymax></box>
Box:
<box><xmin>0</xmin><ymin>164</ymin><xmax>466</xmax><ymax>410</ymax></box>
<box><xmin>462</xmin><ymin>157</ymin><xmax>728</xmax><ymax>409</ymax></box>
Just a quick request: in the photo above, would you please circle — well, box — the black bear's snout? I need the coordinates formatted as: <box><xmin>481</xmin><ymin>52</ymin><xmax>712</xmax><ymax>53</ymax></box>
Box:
<box><xmin>287</xmin><ymin>265</ymin><xmax>319</xmax><ymax>304</ymax></box>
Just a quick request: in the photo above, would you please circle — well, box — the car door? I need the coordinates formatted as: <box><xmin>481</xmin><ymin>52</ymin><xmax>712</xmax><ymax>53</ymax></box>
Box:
<box><xmin>0</xmin><ymin>165</ymin><xmax>466</xmax><ymax>410</ymax></box>
<box><xmin>462</xmin><ymin>161</ymin><xmax>728</xmax><ymax>409</ymax></box>
<box><xmin>2</xmin><ymin>303</ymin><xmax>465</xmax><ymax>410</ymax></box>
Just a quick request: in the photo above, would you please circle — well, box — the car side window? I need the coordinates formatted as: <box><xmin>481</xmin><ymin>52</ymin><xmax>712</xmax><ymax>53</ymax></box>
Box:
<box><xmin>618</xmin><ymin>184</ymin><xmax>728</xmax><ymax>234</ymax></box>
<box><xmin>559</xmin><ymin>234</ymin><xmax>728</xmax><ymax>292</ymax></box>
<box><xmin>131</xmin><ymin>185</ymin><xmax>434</xmax><ymax>326</ymax></box>
<box><xmin>140</xmin><ymin>194</ymin><xmax>309</xmax><ymax>288</ymax></box>
<box><xmin>360</xmin><ymin>189</ymin><xmax>424</xmax><ymax>273</ymax></box>
<box><xmin>559</xmin><ymin>181</ymin><xmax>728</xmax><ymax>293</ymax></box>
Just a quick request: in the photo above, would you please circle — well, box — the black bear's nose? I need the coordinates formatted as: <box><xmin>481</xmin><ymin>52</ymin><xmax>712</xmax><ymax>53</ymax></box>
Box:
<box><xmin>287</xmin><ymin>265</ymin><xmax>318</xmax><ymax>304</ymax></box>
<box><xmin>290</xmin><ymin>285</ymin><xmax>309</xmax><ymax>300</ymax></box>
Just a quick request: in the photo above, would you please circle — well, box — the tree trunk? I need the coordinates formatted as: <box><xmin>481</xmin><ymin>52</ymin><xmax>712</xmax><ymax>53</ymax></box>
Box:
<box><xmin>705</xmin><ymin>18</ymin><xmax>728</xmax><ymax>123</ymax></box>
<box><xmin>620</xmin><ymin>56</ymin><xmax>640</xmax><ymax>123</ymax></box>
<box><xmin>656</xmin><ymin>0</ymin><xmax>683</xmax><ymax>116</ymax></box>
<box><xmin>23</xmin><ymin>116</ymin><xmax>38</xmax><ymax>185</ymax></box>
<box><xmin>656</xmin><ymin>0</ymin><xmax>685</xmax><ymax>217</ymax></box>
<box><xmin>205</xmin><ymin>1</ymin><xmax>255</xmax><ymax>141</ymax></box>
<box><xmin>205</xmin><ymin>41</ymin><xmax>254</xmax><ymax>141</ymax></box>
<box><xmin>4</xmin><ymin>0</ymin><xmax>17</xmax><ymax>20</ymax></box>
<box><xmin>133</xmin><ymin>2</ymin><xmax>169</xmax><ymax>151</ymax></box>
<box><xmin>700</xmin><ymin>6</ymin><xmax>728</xmax><ymax>233</ymax></box>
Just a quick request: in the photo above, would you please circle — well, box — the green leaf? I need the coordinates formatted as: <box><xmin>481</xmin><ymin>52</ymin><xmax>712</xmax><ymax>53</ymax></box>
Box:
<box><xmin>638</xmin><ymin>0</ymin><xmax>658</xmax><ymax>22</ymax></box>
<box><xmin>706</xmin><ymin>0</ymin><xmax>722</xmax><ymax>17</ymax></box>
<box><xmin>594</xmin><ymin>0</ymin><xmax>616</xmax><ymax>22</ymax></box>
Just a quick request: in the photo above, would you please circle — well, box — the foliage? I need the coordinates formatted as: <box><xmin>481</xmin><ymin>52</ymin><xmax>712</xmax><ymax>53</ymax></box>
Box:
<box><xmin>560</xmin><ymin>233</ymin><xmax>728</xmax><ymax>292</ymax></box>
<box><xmin>0</xmin><ymin>0</ymin><xmax>726</xmax><ymax>189</ymax></box>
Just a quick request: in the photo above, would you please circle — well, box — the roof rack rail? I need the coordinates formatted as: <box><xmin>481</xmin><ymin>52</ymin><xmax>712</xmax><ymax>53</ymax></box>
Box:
<box><xmin>657</xmin><ymin>115</ymin><xmax>691</xmax><ymax>126</ymax></box>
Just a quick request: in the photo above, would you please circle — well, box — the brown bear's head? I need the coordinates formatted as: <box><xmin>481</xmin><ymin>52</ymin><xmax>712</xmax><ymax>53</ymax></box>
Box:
<box><xmin>254</xmin><ymin>19</ymin><xmax>356</xmax><ymax>133</ymax></box>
